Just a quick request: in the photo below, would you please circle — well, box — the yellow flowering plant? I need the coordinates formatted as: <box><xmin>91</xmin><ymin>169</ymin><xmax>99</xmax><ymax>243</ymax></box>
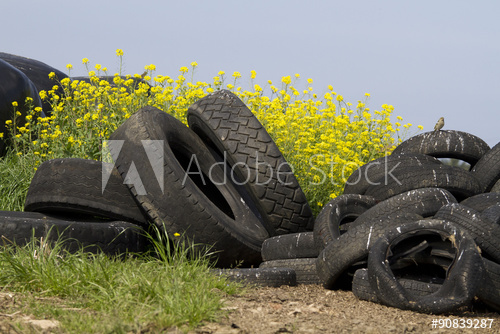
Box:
<box><xmin>4</xmin><ymin>51</ymin><xmax>419</xmax><ymax>215</ymax></box>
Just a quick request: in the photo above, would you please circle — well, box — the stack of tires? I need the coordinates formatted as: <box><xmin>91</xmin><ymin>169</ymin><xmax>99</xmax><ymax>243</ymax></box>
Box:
<box><xmin>313</xmin><ymin>131</ymin><xmax>500</xmax><ymax>314</ymax></box>
<box><xmin>6</xmin><ymin>90</ymin><xmax>314</xmax><ymax>267</ymax></box>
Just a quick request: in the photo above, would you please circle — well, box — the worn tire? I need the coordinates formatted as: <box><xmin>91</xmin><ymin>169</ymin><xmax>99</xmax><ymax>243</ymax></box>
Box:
<box><xmin>313</xmin><ymin>194</ymin><xmax>377</xmax><ymax>251</ymax></box>
<box><xmin>364</xmin><ymin>164</ymin><xmax>482</xmax><ymax>201</ymax></box>
<box><xmin>352</xmin><ymin>268</ymin><xmax>440</xmax><ymax>304</ymax></box>
<box><xmin>434</xmin><ymin>203</ymin><xmax>500</xmax><ymax>262</ymax></box>
<box><xmin>352</xmin><ymin>188</ymin><xmax>456</xmax><ymax>229</ymax></box>
<box><xmin>261</xmin><ymin>232</ymin><xmax>318</xmax><ymax>261</ymax></box>
<box><xmin>367</xmin><ymin>219</ymin><xmax>483</xmax><ymax>314</ymax></box>
<box><xmin>211</xmin><ymin>268</ymin><xmax>297</xmax><ymax>287</ymax></box>
<box><xmin>260</xmin><ymin>258</ymin><xmax>321</xmax><ymax>285</ymax></box>
<box><xmin>481</xmin><ymin>205</ymin><xmax>500</xmax><ymax>225</ymax></box>
<box><xmin>460</xmin><ymin>192</ymin><xmax>500</xmax><ymax>212</ymax></box>
<box><xmin>470</xmin><ymin>142</ymin><xmax>500</xmax><ymax>192</ymax></box>
<box><xmin>25</xmin><ymin>158</ymin><xmax>148</xmax><ymax>224</ymax></box>
<box><xmin>0</xmin><ymin>211</ymin><xmax>148</xmax><ymax>255</ymax></box>
<box><xmin>477</xmin><ymin>259</ymin><xmax>500</xmax><ymax>312</ymax></box>
<box><xmin>109</xmin><ymin>106</ymin><xmax>270</xmax><ymax>267</ymax></box>
<box><xmin>316</xmin><ymin>212</ymin><xmax>423</xmax><ymax>289</ymax></box>
<box><xmin>343</xmin><ymin>153</ymin><xmax>442</xmax><ymax>195</ymax></box>
<box><xmin>187</xmin><ymin>90</ymin><xmax>314</xmax><ymax>234</ymax></box>
<box><xmin>391</xmin><ymin>130</ymin><xmax>490</xmax><ymax>167</ymax></box>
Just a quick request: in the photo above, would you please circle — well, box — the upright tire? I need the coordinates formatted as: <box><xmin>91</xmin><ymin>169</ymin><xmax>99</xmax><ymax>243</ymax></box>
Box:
<box><xmin>187</xmin><ymin>90</ymin><xmax>314</xmax><ymax>234</ymax></box>
<box><xmin>109</xmin><ymin>106</ymin><xmax>270</xmax><ymax>267</ymax></box>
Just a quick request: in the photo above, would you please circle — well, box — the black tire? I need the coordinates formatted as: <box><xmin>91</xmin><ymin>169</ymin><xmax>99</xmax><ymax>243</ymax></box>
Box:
<box><xmin>364</xmin><ymin>164</ymin><xmax>482</xmax><ymax>201</ymax></box>
<box><xmin>481</xmin><ymin>205</ymin><xmax>500</xmax><ymax>225</ymax></box>
<box><xmin>460</xmin><ymin>192</ymin><xmax>500</xmax><ymax>212</ymax></box>
<box><xmin>470</xmin><ymin>142</ymin><xmax>500</xmax><ymax>192</ymax></box>
<box><xmin>367</xmin><ymin>219</ymin><xmax>483</xmax><ymax>314</ymax></box>
<box><xmin>0</xmin><ymin>52</ymin><xmax>68</xmax><ymax>115</ymax></box>
<box><xmin>352</xmin><ymin>268</ymin><xmax>441</xmax><ymax>304</ymax></box>
<box><xmin>391</xmin><ymin>130</ymin><xmax>490</xmax><ymax>167</ymax></box>
<box><xmin>491</xmin><ymin>179</ymin><xmax>500</xmax><ymax>193</ymax></box>
<box><xmin>477</xmin><ymin>258</ymin><xmax>500</xmax><ymax>312</ymax></box>
<box><xmin>187</xmin><ymin>90</ymin><xmax>314</xmax><ymax>234</ymax></box>
<box><xmin>434</xmin><ymin>203</ymin><xmax>500</xmax><ymax>262</ymax></box>
<box><xmin>261</xmin><ymin>232</ymin><xmax>318</xmax><ymax>261</ymax></box>
<box><xmin>211</xmin><ymin>268</ymin><xmax>297</xmax><ymax>287</ymax></box>
<box><xmin>259</xmin><ymin>258</ymin><xmax>321</xmax><ymax>285</ymax></box>
<box><xmin>0</xmin><ymin>211</ymin><xmax>148</xmax><ymax>255</ymax></box>
<box><xmin>315</xmin><ymin>212</ymin><xmax>423</xmax><ymax>289</ymax></box>
<box><xmin>0</xmin><ymin>59</ymin><xmax>43</xmax><ymax>155</ymax></box>
<box><xmin>313</xmin><ymin>194</ymin><xmax>377</xmax><ymax>251</ymax></box>
<box><xmin>25</xmin><ymin>158</ymin><xmax>148</xmax><ymax>225</ymax></box>
<box><xmin>352</xmin><ymin>188</ymin><xmax>456</xmax><ymax>229</ymax></box>
<box><xmin>109</xmin><ymin>106</ymin><xmax>269</xmax><ymax>267</ymax></box>
<box><xmin>343</xmin><ymin>153</ymin><xmax>442</xmax><ymax>195</ymax></box>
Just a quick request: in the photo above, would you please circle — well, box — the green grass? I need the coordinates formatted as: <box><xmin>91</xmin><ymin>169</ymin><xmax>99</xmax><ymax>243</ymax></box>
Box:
<box><xmin>0</xmin><ymin>221</ymin><xmax>243</xmax><ymax>333</ymax></box>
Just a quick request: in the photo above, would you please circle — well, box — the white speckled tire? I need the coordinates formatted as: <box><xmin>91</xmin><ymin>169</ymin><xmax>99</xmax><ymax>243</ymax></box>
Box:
<box><xmin>259</xmin><ymin>258</ymin><xmax>321</xmax><ymax>285</ymax></box>
<box><xmin>211</xmin><ymin>268</ymin><xmax>297</xmax><ymax>287</ymax></box>
<box><xmin>367</xmin><ymin>219</ymin><xmax>483</xmax><ymax>314</ymax></box>
<box><xmin>391</xmin><ymin>130</ymin><xmax>490</xmax><ymax>167</ymax></box>
<box><xmin>261</xmin><ymin>232</ymin><xmax>318</xmax><ymax>261</ymax></box>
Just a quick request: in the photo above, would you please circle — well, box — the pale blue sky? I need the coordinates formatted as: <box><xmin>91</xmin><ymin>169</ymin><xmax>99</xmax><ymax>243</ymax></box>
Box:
<box><xmin>2</xmin><ymin>0</ymin><xmax>499</xmax><ymax>145</ymax></box>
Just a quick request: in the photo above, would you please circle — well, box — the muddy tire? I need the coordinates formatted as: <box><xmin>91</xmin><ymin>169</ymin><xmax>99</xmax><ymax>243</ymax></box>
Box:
<box><xmin>261</xmin><ymin>232</ymin><xmax>318</xmax><ymax>261</ymax></box>
<box><xmin>109</xmin><ymin>106</ymin><xmax>270</xmax><ymax>267</ymax></box>
<box><xmin>352</xmin><ymin>268</ymin><xmax>440</xmax><ymax>304</ymax></box>
<box><xmin>260</xmin><ymin>258</ymin><xmax>321</xmax><ymax>285</ymax></box>
<box><xmin>25</xmin><ymin>158</ymin><xmax>148</xmax><ymax>224</ymax></box>
<box><xmin>0</xmin><ymin>211</ymin><xmax>148</xmax><ymax>255</ymax></box>
<box><xmin>391</xmin><ymin>130</ymin><xmax>490</xmax><ymax>167</ymax></box>
<box><xmin>364</xmin><ymin>164</ymin><xmax>482</xmax><ymax>201</ymax></box>
<box><xmin>187</xmin><ymin>90</ymin><xmax>314</xmax><ymax>234</ymax></box>
<box><xmin>367</xmin><ymin>219</ymin><xmax>483</xmax><ymax>314</ymax></box>
<box><xmin>316</xmin><ymin>212</ymin><xmax>423</xmax><ymax>289</ymax></box>
<box><xmin>313</xmin><ymin>194</ymin><xmax>377</xmax><ymax>251</ymax></box>
<box><xmin>434</xmin><ymin>203</ymin><xmax>500</xmax><ymax>262</ymax></box>
<box><xmin>211</xmin><ymin>268</ymin><xmax>297</xmax><ymax>287</ymax></box>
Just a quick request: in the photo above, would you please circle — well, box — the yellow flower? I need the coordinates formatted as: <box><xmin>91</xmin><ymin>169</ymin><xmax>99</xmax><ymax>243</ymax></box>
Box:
<box><xmin>250</xmin><ymin>70</ymin><xmax>256</xmax><ymax>79</ymax></box>
<box><xmin>95</xmin><ymin>64</ymin><xmax>102</xmax><ymax>71</ymax></box>
<box><xmin>232</xmin><ymin>71</ymin><xmax>241</xmax><ymax>79</ymax></box>
<box><xmin>66</xmin><ymin>64</ymin><xmax>73</xmax><ymax>70</ymax></box>
<box><xmin>11</xmin><ymin>101</ymin><xmax>18</xmax><ymax>107</ymax></box>
<box><xmin>0</xmin><ymin>133</ymin><xmax>3</xmax><ymax>138</ymax></box>
<box><xmin>191</xmin><ymin>61</ymin><xmax>198</xmax><ymax>67</ymax></box>
<box><xmin>218</xmin><ymin>70</ymin><xmax>225</xmax><ymax>76</ymax></box>
<box><xmin>174</xmin><ymin>233</ymin><xmax>181</xmax><ymax>237</ymax></box>
<box><xmin>116</xmin><ymin>49</ymin><xmax>124</xmax><ymax>56</ymax></box>
<box><xmin>281</xmin><ymin>76</ymin><xmax>291</xmax><ymax>85</ymax></box>
<box><xmin>307</xmin><ymin>78</ymin><xmax>313</xmax><ymax>84</ymax></box>
<box><xmin>82</xmin><ymin>58</ymin><xmax>89</xmax><ymax>64</ymax></box>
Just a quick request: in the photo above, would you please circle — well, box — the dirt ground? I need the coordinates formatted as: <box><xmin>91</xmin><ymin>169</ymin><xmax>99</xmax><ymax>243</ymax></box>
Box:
<box><xmin>194</xmin><ymin>284</ymin><xmax>500</xmax><ymax>334</ymax></box>
<box><xmin>0</xmin><ymin>285</ymin><xmax>499</xmax><ymax>333</ymax></box>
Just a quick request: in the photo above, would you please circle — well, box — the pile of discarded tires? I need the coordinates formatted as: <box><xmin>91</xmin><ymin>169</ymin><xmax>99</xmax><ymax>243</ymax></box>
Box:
<box><xmin>1</xmin><ymin>53</ymin><xmax>499</xmax><ymax>314</ymax></box>
<box><xmin>311</xmin><ymin>131</ymin><xmax>500</xmax><ymax>314</ymax></box>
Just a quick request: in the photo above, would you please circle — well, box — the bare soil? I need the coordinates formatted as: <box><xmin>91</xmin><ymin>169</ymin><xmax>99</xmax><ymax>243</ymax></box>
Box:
<box><xmin>0</xmin><ymin>285</ymin><xmax>498</xmax><ymax>333</ymax></box>
<box><xmin>194</xmin><ymin>284</ymin><xmax>500</xmax><ymax>334</ymax></box>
